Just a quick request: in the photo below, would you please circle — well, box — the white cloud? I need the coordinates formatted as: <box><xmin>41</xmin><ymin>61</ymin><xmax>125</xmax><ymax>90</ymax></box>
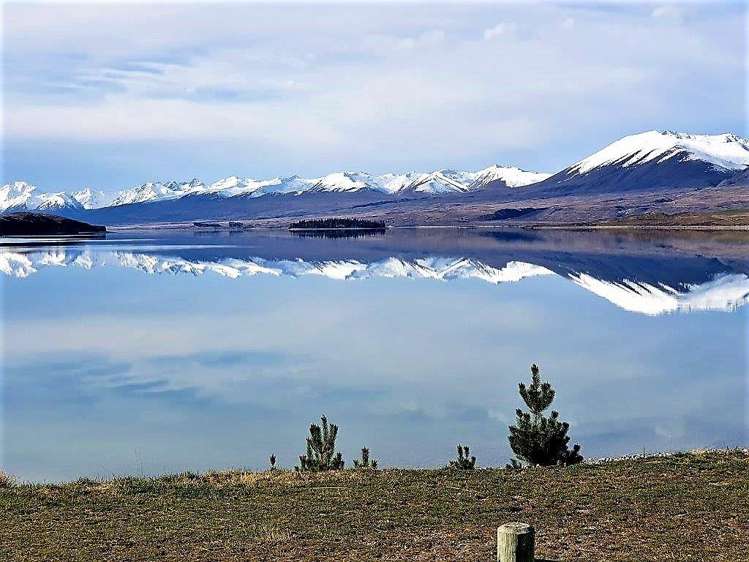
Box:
<box><xmin>483</xmin><ymin>21</ymin><xmax>517</xmax><ymax>40</ymax></box>
<box><xmin>363</xmin><ymin>29</ymin><xmax>446</xmax><ymax>53</ymax></box>
<box><xmin>651</xmin><ymin>5</ymin><xmax>684</xmax><ymax>21</ymax></box>
<box><xmin>3</xmin><ymin>2</ymin><xmax>744</xmax><ymax>182</ymax></box>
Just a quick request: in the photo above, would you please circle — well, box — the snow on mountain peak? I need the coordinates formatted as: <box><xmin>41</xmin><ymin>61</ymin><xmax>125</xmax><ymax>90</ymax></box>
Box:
<box><xmin>310</xmin><ymin>171</ymin><xmax>377</xmax><ymax>193</ymax></box>
<box><xmin>71</xmin><ymin>188</ymin><xmax>109</xmax><ymax>209</ymax></box>
<box><xmin>35</xmin><ymin>192</ymin><xmax>85</xmax><ymax>211</ymax></box>
<box><xmin>1</xmin><ymin>182</ymin><xmax>115</xmax><ymax>211</ymax></box>
<box><xmin>468</xmin><ymin>165</ymin><xmax>551</xmax><ymax>189</ymax></box>
<box><xmin>401</xmin><ymin>169</ymin><xmax>473</xmax><ymax>194</ymax></box>
<box><xmin>0</xmin><ymin>181</ymin><xmax>36</xmax><ymax>212</ymax></box>
<box><xmin>1</xmin><ymin>164</ymin><xmax>550</xmax><ymax>211</ymax></box>
<box><xmin>375</xmin><ymin>172</ymin><xmax>421</xmax><ymax>194</ymax></box>
<box><xmin>570</xmin><ymin>130</ymin><xmax>749</xmax><ymax>175</ymax></box>
<box><xmin>110</xmin><ymin>179</ymin><xmax>208</xmax><ymax>206</ymax></box>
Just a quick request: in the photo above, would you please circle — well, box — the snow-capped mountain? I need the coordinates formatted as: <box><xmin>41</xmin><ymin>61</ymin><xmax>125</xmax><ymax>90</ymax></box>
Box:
<box><xmin>41</xmin><ymin>188</ymin><xmax>111</xmax><ymax>210</ymax></box>
<box><xmin>0</xmin><ymin>181</ymin><xmax>36</xmax><ymax>212</ymax></box>
<box><xmin>88</xmin><ymin>165</ymin><xmax>547</xmax><ymax>206</ymax></box>
<box><xmin>375</xmin><ymin>172</ymin><xmax>422</xmax><ymax>194</ymax></box>
<box><xmin>70</xmin><ymin>188</ymin><xmax>111</xmax><ymax>210</ymax></box>
<box><xmin>0</xmin><ymin>182</ymin><xmax>108</xmax><ymax>212</ymax></box>
<box><xmin>3</xmin><ymin>129</ymin><xmax>747</xmax><ymax>223</ymax></box>
<box><xmin>109</xmin><ymin>179</ymin><xmax>206</xmax><ymax>206</ymax></box>
<box><xmin>307</xmin><ymin>172</ymin><xmax>384</xmax><ymax>194</ymax></box>
<box><xmin>35</xmin><ymin>192</ymin><xmax>85</xmax><ymax>211</ymax></box>
<box><xmin>469</xmin><ymin>165</ymin><xmax>551</xmax><ymax>189</ymax></box>
<box><xmin>572</xmin><ymin>131</ymin><xmax>749</xmax><ymax>174</ymax></box>
<box><xmin>534</xmin><ymin>131</ymin><xmax>749</xmax><ymax>194</ymax></box>
<box><xmin>394</xmin><ymin>165</ymin><xmax>548</xmax><ymax>195</ymax></box>
<box><xmin>399</xmin><ymin>170</ymin><xmax>474</xmax><ymax>195</ymax></box>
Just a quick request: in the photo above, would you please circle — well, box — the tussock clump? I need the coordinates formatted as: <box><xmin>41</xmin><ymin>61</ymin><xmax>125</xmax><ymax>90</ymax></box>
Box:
<box><xmin>0</xmin><ymin>471</ymin><xmax>15</xmax><ymax>488</ymax></box>
<box><xmin>196</xmin><ymin>467</ymin><xmax>371</xmax><ymax>488</ymax></box>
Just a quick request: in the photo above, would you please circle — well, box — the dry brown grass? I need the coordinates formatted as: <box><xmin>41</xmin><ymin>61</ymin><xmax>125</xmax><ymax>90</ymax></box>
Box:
<box><xmin>1</xmin><ymin>450</ymin><xmax>748</xmax><ymax>561</ymax></box>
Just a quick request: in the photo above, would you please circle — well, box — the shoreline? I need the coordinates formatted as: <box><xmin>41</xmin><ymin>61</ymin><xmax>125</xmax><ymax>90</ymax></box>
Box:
<box><xmin>4</xmin><ymin>447</ymin><xmax>745</xmax><ymax>486</ymax></box>
<box><xmin>102</xmin><ymin>222</ymin><xmax>749</xmax><ymax>232</ymax></box>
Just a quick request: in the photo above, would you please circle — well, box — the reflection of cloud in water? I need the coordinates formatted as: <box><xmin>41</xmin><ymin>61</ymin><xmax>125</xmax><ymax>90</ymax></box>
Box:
<box><xmin>3</xmin><ymin>238</ymin><xmax>746</xmax><ymax>480</ymax></box>
<box><xmin>2</xmin><ymin>247</ymin><xmax>748</xmax><ymax>315</ymax></box>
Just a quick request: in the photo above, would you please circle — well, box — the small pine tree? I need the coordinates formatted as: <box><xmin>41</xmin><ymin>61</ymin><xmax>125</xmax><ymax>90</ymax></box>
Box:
<box><xmin>508</xmin><ymin>364</ymin><xmax>583</xmax><ymax>467</ymax></box>
<box><xmin>296</xmin><ymin>415</ymin><xmax>345</xmax><ymax>471</ymax></box>
<box><xmin>353</xmin><ymin>447</ymin><xmax>378</xmax><ymax>469</ymax></box>
<box><xmin>449</xmin><ymin>444</ymin><xmax>476</xmax><ymax>470</ymax></box>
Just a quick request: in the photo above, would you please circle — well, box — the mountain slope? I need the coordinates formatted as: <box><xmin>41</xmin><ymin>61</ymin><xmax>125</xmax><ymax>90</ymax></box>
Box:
<box><xmin>4</xmin><ymin>129</ymin><xmax>746</xmax><ymax>225</ymax></box>
<box><xmin>468</xmin><ymin>165</ymin><xmax>551</xmax><ymax>190</ymax></box>
<box><xmin>0</xmin><ymin>181</ymin><xmax>36</xmax><ymax>212</ymax></box>
<box><xmin>35</xmin><ymin>192</ymin><xmax>85</xmax><ymax>211</ymax></box>
<box><xmin>527</xmin><ymin>131</ymin><xmax>749</xmax><ymax>195</ymax></box>
<box><xmin>398</xmin><ymin>170</ymin><xmax>473</xmax><ymax>195</ymax></box>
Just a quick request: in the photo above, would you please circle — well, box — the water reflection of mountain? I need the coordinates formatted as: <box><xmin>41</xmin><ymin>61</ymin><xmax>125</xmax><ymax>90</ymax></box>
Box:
<box><xmin>2</xmin><ymin>229</ymin><xmax>748</xmax><ymax>315</ymax></box>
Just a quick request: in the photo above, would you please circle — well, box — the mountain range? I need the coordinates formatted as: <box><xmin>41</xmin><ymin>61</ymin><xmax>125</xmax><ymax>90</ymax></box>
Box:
<box><xmin>3</xmin><ymin>130</ymin><xmax>748</xmax><ymax>224</ymax></box>
<box><xmin>0</xmin><ymin>165</ymin><xmax>548</xmax><ymax>212</ymax></box>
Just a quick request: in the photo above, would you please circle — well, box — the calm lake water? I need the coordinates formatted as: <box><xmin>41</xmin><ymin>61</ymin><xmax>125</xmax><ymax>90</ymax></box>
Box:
<box><xmin>1</xmin><ymin>228</ymin><xmax>747</xmax><ymax>482</ymax></box>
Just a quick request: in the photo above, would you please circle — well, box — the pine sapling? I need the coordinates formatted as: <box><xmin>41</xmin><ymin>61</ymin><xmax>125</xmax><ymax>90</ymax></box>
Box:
<box><xmin>353</xmin><ymin>447</ymin><xmax>378</xmax><ymax>469</ymax></box>
<box><xmin>449</xmin><ymin>444</ymin><xmax>476</xmax><ymax>470</ymax></box>
<box><xmin>296</xmin><ymin>415</ymin><xmax>345</xmax><ymax>471</ymax></box>
<box><xmin>507</xmin><ymin>364</ymin><xmax>583</xmax><ymax>467</ymax></box>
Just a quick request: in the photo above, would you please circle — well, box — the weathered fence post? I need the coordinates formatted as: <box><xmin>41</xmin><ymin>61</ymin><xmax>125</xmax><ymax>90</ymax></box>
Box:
<box><xmin>497</xmin><ymin>522</ymin><xmax>535</xmax><ymax>562</ymax></box>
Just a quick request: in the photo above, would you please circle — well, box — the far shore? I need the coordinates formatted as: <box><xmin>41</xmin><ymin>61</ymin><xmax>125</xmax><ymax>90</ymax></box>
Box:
<box><xmin>103</xmin><ymin>222</ymin><xmax>749</xmax><ymax>232</ymax></box>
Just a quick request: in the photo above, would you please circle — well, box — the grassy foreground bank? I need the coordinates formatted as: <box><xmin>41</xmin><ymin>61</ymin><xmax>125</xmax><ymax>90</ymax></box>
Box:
<box><xmin>1</xmin><ymin>450</ymin><xmax>747</xmax><ymax>561</ymax></box>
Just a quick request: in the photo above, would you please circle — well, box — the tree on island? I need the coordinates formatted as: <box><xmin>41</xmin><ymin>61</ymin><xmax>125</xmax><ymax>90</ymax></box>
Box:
<box><xmin>508</xmin><ymin>364</ymin><xmax>583</xmax><ymax>467</ymax></box>
<box><xmin>288</xmin><ymin>217</ymin><xmax>386</xmax><ymax>230</ymax></box>
<box><xmin>296</xmin><ymin>415</ymin><xmax>345</xmax><ymax>471</ymax></box>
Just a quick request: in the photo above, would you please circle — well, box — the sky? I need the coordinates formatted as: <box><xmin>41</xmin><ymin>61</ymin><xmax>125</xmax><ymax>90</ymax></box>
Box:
<box><xmin>2</xmin><ymin>1</ymin><xmax>747</xmax><ymax>193</ymax></box>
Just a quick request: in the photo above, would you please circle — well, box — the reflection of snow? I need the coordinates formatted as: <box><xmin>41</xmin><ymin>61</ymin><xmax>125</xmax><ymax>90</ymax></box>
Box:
<box><xmin>2</xmin><ymin>247</ymin><xmax>748</xmax><ymax>316</ymax></box>
<box><xmin>0</xmin><ymin>252</ymin><xmax>36</xmax><ymax>278</ymax></box>
<box><xmin>109</xmin><ymin>253</ymin><xmax>554</xmax><ymax>285</ymax></box>
<box><xmin>569</xmin><ymin>273</ymin><xmax>749</xmax><ymax>315</ymax></box>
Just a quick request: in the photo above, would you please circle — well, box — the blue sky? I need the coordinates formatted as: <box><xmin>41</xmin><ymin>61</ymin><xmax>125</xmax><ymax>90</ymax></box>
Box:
<box><xmin>3</xmin><ymin>1</ymin><xmax>746</xmax><ymax>192</ymax></box>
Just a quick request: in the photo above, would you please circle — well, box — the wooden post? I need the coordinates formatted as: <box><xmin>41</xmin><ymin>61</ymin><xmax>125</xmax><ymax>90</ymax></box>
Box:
<box><xmin>497</xmin><ymin>522</ymin><xmax>535</xmax><ymax>562</ymax></box>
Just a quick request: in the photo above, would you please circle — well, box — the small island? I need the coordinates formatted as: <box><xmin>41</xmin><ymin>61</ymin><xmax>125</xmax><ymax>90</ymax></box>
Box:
<box><xmin>193</xmin><ymin>220</ymin><xmax>254</xmax><ymax>230</ymax></box>
<box><xmin>288</xmin><ymin>217</ymin><xmax>387</xmax><ymax>231</ymax></box>
<box><xmin>0</xmin><ymin>212</ymin><xmax>106</xmax><ymax>236</ymax></box>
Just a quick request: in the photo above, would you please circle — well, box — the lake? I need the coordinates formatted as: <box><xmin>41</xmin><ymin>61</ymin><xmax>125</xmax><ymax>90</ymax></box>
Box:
<box><xmin>1</xmin><ymin>228</ymin><xmax>747</xmax><ymax>482</ymax></box>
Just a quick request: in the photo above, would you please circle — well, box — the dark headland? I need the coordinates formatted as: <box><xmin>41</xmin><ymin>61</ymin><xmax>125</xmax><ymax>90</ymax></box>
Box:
<box><xmin>0</xmin><ymin>212</ymin><xmax>106</xmax><ymax>236</ymax></box>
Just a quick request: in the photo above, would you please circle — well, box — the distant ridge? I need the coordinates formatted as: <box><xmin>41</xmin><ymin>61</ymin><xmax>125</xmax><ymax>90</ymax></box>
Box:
<box><xmin>0</xmin><ymin>164</ymin><xmax>550</xmax><ymax>213</ymax></box>
<box><xmin>2</xmin><ymin>130</ymin><xmax>748</xmax><ymax>224</ymax></box>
